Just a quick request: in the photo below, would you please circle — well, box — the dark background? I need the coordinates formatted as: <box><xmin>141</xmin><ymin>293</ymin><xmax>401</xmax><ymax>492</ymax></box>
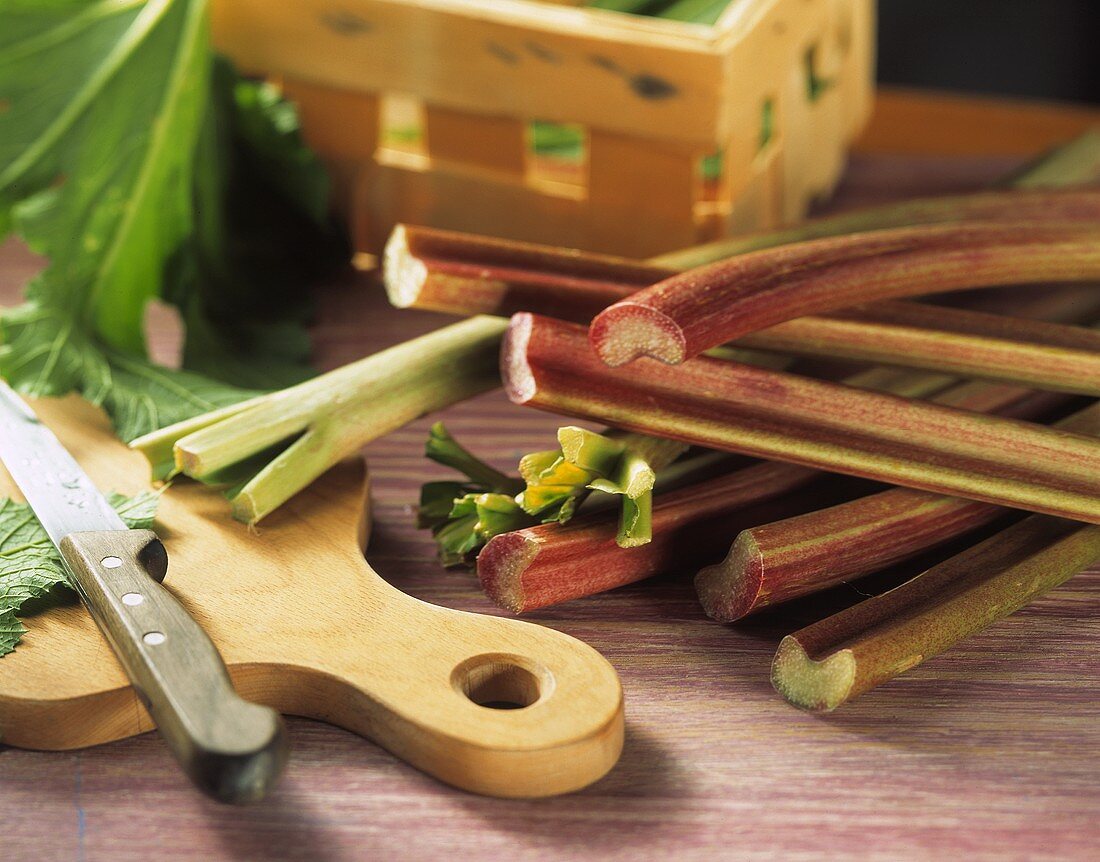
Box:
<box><xmin>877</xmin><ymin>0</ymin><xmax>1100</xmax><ymax>104</ymax></box>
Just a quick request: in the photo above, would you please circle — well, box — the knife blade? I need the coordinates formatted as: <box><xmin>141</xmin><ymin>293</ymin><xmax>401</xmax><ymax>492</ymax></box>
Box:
<box><xmin>0</xmin><ymin>382</ymin><xmax>288</xmax><ymax>803</ymax></box>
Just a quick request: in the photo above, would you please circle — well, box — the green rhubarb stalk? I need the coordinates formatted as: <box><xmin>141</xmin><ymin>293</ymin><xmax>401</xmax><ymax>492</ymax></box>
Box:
<box><xmin>695</xmin><ymin>385</ymin><xmax>1083</xmax><ymax>622</ymax></box>
<box><xmin>772</xmin><ymin>515</ymin><xmax>1100</xmax><ymax>711</ymax></box>
<box><xmin>131</xmin><ymin>316</ymin><xmax>506</xmax><ymax>523</ymax></box>
<box><xmin>1001</xmin><ymin>128</ymin><xmax>1100</xmax><ymax>190</ymax></box>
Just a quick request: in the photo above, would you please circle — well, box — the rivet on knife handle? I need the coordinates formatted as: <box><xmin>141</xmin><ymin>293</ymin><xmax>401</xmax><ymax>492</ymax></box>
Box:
<box><xmin>58</xmin><ymin>529</ymin><xmax>288</xmax><ymax>803</ymax></box>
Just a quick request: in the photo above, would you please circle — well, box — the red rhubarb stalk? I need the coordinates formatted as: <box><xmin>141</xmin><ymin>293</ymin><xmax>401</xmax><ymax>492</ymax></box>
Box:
<box><xmin>697</xmin><ymin>394</ymin><xmax>1097</xmax><ymax>622</ymax></box>
<box><xmin>387</xmin><ymin>189</ymin><xmax>1100</xmax><ymax>320</ymax></box>
<box><xmin>477</xmin><ymin>376</ymin><xmax>1057</xmax><ymax>613</ymax></box>
<box><xmin>385</xmin><ymin>220</ymin><xmax>1100</xmax><ymax>395</ymax></box>
<box><xmin>772</xmin><ymin>515</ymin><xmax>1100</xmax><ymax>711</ymax></box>
<box><xmin>478</xmin><ymin>460</ymin><xmax>832</xmax><ymax>613</ymax></box>
<box><xmin>503</xmin><ymin>313</ymin><xmax>1100</xmax><ymax>525</ymax></box>
<box><xmin>587</xmin><ymin>216</ymin><xmax>1100</xmax><ymax>367</ymax></box>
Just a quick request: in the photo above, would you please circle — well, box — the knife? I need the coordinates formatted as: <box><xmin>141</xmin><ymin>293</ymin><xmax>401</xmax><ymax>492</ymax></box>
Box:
<box><xmin>0</xmin><ymin>382</ymin><xmax>288</xmax><ymax>803</ymax></box>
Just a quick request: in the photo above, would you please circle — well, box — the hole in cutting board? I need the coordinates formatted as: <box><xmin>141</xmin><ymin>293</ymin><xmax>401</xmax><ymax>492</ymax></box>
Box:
<box><xmin>451</xmin><ymin>654</ymin><xmax>550</xmax><ymax>710</ymax></box>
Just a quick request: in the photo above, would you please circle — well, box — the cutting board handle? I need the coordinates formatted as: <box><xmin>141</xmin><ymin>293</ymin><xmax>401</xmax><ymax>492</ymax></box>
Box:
<box><xmin>289</xmin><ymin>571</ymin><xmax>625</xmax><ymax>798</ymax></box>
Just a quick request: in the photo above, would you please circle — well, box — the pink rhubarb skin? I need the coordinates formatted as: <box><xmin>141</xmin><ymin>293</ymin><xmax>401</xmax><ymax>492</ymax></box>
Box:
<box><xmin>476</xmin><ymin>461</ymin><xmax>830</xmax><ymax>614</ymax></box>
<box><xmin>477</xmin><ymin>362</ymin><xmax>950</xmax><ymax>613</ymax></box>
<box><xmin>696</xmin><ymin>390</ymin><xmax>1094</xmax><ymax>623</ymax></box>
<box><xmin>587</xmin><ymin>217</ymin><xmax>1100</xmax><ymax>367</ymax></box>
<box><xmin>503</xmin><ymin>313</ymin><xmax>1100</xmax><ymax>525</ymax></box>
<box><xmin>389</xmin><ymin>189</ymin><xmax>1100</xmax><ymax>322</ymax></box>
<box><xmin>478</xmin><ymin>381</ymin><xmax>1064</xmax><ymax>614</ymax></box>
<box><xmin>772</xmin><ymin>514</ymin><xmax>1100</xmax><ymax>711</ymax></box>
<box><xmin>386</xmin><ymin>221</ymin><xmax>1100</xmax><ymax>396</ymax></box>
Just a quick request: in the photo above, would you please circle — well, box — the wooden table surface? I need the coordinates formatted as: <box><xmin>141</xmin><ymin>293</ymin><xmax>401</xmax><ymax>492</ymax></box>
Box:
<box><xmin>2</xmin><ymin>90</ymin><xmax>1099</xmax><ymax>861</ymax></box>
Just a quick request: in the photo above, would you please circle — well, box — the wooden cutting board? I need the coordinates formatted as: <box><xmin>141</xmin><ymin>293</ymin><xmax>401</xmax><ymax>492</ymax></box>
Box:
<box><xmin>0</xmin><ymin>395</ymin><xmax>624</xmax><ymax>798</ymax></box>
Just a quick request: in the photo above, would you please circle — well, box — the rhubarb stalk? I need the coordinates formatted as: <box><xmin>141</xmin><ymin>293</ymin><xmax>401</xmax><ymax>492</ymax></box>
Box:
<box><xmin>478</xmin><ymin>365</ymin><xmax>958</xmax><ymax>611</ymax></box>
<box><xmin>478</xmin><ymin>460</ymin><xmax>844</xmax><ymax>613</ymax></box>
<box><xmin>131</xmin><ymin>316</ymin><xmax>506</xmax><ymax>523</ymax></box>
<box><xmin>504</xmin><ymin>313</ymin><xmax>1100</xmax><ymax>524</ymax></box>
<box><xmin>588</xmin><ymin>215</ymin><xmax>1100</xmax><ymax>367</ymax></box>
<box><xmin>386</xmin><ymin>189</ymin><xmax>1100</xmax><ymax>320</ymax></box>
<box><xmin>481</xmin><ymin>372</ymin><xmax>1056</xmax><ymax>612</ymax></box>
<box><xmin>385</xmin><ymin>219</ymin><xmax>1100</xmax><ymax>396</ymax></box>
<box><xmin>696</xmin><ymin>395</ymin><xmax>1098</xmax><ymax>622</ymax></box>
<box><xmin>771</xmin><ymin>514</ymin><xmax>1100</xmax><ymax>711</ymax></box>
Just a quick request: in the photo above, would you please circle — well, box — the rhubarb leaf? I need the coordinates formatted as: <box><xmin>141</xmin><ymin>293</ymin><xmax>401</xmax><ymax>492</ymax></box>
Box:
<box><xmin>171</xmin><ymin>58</ymin><xmax>344</xmax><ymax>391</ymax></box>
<box><xmin>98</xmin><ymin>347</ymin><xmax>265</xmax><ymax>444</ymax></box>
<box><xmin>0</xmin><ymin>490</ymin><xmax>158</xmax><ymax>657</ymax></box>
<box><xmin>0</xmin><ymin>0</ymin><xmax>342</xmax><ymax>440</ymax></box>
<box><xmin>519</xmin><ymin>427</ymin><xmax>685</xmax><ymax>547</ymax></box>
<box><xmin>425</xmin><ymin>423</ymin><xmax>524</xmax><ymax>493</ymax></box>
<box><xmin>0</xmin><ymin>0</ymin><xmax>212</xmax><ymax>356</ymax></box>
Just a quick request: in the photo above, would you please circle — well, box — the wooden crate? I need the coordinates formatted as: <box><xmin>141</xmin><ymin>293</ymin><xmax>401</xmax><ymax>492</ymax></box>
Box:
<box><xmin>212</xmin><ymin>0</ymin><xmax>875</xmax><ymax>258</ymax></box>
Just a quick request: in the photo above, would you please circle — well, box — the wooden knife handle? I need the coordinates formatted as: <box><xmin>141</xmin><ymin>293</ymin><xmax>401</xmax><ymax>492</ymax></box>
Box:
<box><xmin>58</xmin><ymin>530</ymin><xmax>288</xmax><ymax>803</ymax></box>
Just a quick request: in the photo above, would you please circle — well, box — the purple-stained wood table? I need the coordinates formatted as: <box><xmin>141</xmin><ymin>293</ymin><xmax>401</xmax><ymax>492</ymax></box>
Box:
<box><xmin>1</xmin><ymin>91</ymin><xmax>1099</xmax><ymax>861</ymax></box>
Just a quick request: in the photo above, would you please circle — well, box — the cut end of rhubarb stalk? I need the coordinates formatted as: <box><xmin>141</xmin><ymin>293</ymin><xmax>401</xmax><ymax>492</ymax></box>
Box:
<box><xmin>694</xmin><ymin>532</ymin><xmax>764</xmax><ymax>623</ymax></box>
<box><xmin>771</xmin><ymin>636</ymin><xmax>856</xmax><ymax>712</ymax></box>
<box><xmin>382</xmin><ymin>225</ymin><xmax>428</xmax><ymax>309</ymax></box>
<box><xmin>230</xmin><ymin>490</ymin><xmax>260</xmax><ymax>526</ymax></box>
<box><xmin>589</xmin><ymin>303</ymin><xmax>686</xmax><ymax>367</ymax></box>
<box><xmin>173</xmin><ymin>443</ymin><xmax>204</xmax><ymax>478</ymax></box>
<box><xmin>502</xmin><ymin>312</ymin><xmax>537</xmax><ymax>404</ymax></box>
<box><xmin>477</xmin><ymin>532</ymin><xmax>542</xmax><ymax>613</ymax></box>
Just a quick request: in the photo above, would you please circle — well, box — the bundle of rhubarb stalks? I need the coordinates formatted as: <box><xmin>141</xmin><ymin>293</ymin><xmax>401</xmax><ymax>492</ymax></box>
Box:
<box><xmin>135</xmin><ymin>131</ymin><xmax>1100</xmax><ymax>712</ymax></box>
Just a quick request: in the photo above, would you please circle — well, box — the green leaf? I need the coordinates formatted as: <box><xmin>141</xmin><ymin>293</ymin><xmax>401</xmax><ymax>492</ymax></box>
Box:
<box><xmin>0</xmin><ymin>306</ymin><xmax>262</xmax><ymax>443</ymax></box>
<box><xmin>171</xmin><ymin>58</ymin><xmax>345</xmax><ymax>391</ymax></box>
<box><xmin>418</xmin><ymin>480</ymin><xmax>475</xmax><ymax>530</ymax></box>
<box><xmin>418</xmin><ymin>424</ymin><xmax>534</xmax><ymax>566</ymax></box>
<box><xmin>0</xmin><ymin>1</ymin><xmax>343</xmax><ymax>442</ymax></box>
<box><xmin>0</xmin><ymin>0</ymin><xmax>211</xmax><ymax>353</ymax></box>
<box><xmin>425</xmin><ymin>422</ymin><xmax>523</xmax><ymax>493</ymax></box>
<box><xmin>516</xmin><ymin>427</ymin><xmax>684</xmax><ymax>538</ymax></box>
<box><xmin>0</xmin><ymin>490</ymin><xmax>157</xmax><ymax>657</ymax></box>
<box><xmin>0</xmin><ymin>610</ymin><xmax>26</xmax><ymax>657</ymax></box>
<box><xmin>418</xmin><ymin>423</ymin><xmax>687</xmax><ymax>564</ymax></box>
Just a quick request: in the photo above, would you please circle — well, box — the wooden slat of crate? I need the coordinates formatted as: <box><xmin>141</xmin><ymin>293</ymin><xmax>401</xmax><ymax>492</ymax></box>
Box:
<box><xmin>353</xmin><ymin>156</ymin><xmax>701</xmax><ymax>258</ymax></box>
<box><xmin>587</xmin><ymin>130</ymin><xmax>701</xmax><ymax>253</ymax></box>
<box><xmin>352</xmin><ymin>160</ymin><xmax>588</xmax><ymax>253</ymax></box>
<box><xmin>780</xmin><ymin>71</ymin><xmax>845</xmax><ymax>222</ymax></box>
<box><xmin>423</xmin><ymin>105</ymin><xmax>527</xmax><ymax>175</ymax></box>
<box><xmin>213</xmin><ymin>0</ymin><xmax>726</xmax><ymax>147</ymax></box>
<box><xmin>727</xmin><ymin>142</ymin><xmax>784</xmax><ymax>235</ymax></box>
<box><xmin>713</xmin><ymin>0</ymin><xmax>856</xmax><ymax>224</ymax></box>
<box><xmin>280</xmin><ymin>78</ymin><xmax>381</xmax><ymax>159</ymax></box>
<box><xmin>832</xmin><ymin>0</ymin><xmax>876</xmax><ymax>138</ymax></box>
